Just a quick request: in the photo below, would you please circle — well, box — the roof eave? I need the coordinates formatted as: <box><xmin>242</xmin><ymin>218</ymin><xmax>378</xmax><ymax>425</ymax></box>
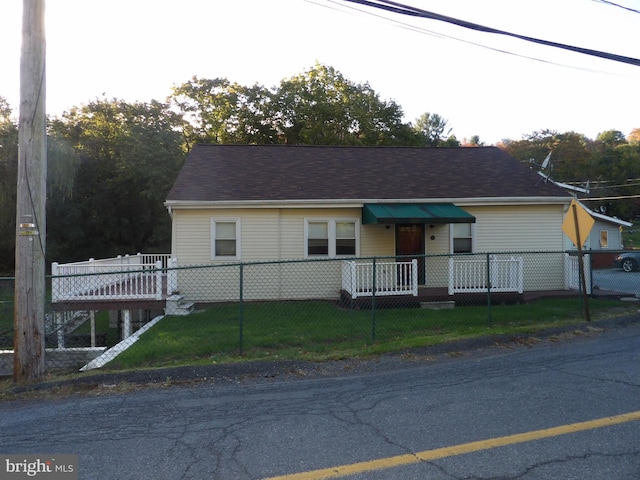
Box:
<box><xmin>164</xmin><ymin>196</ymin><xmax>573</xmax><ymax>209</ymax></box>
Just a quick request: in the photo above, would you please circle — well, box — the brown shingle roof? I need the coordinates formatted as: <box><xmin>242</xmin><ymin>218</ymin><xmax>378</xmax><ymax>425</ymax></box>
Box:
<box><xmin>166</xmin><ymin>144</ymin><xmax>570</xmax><ymax>203</ymax></box>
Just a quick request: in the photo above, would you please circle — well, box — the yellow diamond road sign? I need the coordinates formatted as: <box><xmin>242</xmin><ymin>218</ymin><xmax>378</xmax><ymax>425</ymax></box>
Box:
<box><xmin>562</xmin><ymin>199</ymin><xmax>595</xmax><ymax>248</ymax></box>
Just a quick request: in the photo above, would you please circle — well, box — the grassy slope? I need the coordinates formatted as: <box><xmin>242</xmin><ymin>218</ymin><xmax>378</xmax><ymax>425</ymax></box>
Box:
<box><xmin>107</xmin><ymin>298</ymin><xmax>634</xmax><ymax>370</ymax></box>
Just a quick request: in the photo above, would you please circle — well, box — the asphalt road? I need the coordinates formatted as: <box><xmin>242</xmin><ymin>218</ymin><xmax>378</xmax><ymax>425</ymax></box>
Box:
<box><xmin>1</xmin><ymin>321</ymin><xmax>640</xmax><ymax>479</ymax></box>
<box><xmin>593</xmin><ymin>268</ymin><xmax>640</xmax><ymax>296</ymax></box>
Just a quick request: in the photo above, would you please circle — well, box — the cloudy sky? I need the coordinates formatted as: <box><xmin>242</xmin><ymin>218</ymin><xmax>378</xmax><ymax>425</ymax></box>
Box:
<box><xmin>1</xmin><ymin>0</ymin><xmax>639</xmax><ymax>144</ymax></box>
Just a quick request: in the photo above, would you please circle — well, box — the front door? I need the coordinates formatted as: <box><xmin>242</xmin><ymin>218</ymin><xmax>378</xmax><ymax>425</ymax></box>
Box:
<box><xmin>396</xmin><ymin>224</ymin><xmax>425</xmax><ymax>284</ymax></box>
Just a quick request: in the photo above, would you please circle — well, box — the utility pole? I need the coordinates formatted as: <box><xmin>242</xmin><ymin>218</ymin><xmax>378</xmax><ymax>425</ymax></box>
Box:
<box><xmin>14</xmin><ymin>0</ymin><xmax>47</xmax><ymax>382</ymax></box>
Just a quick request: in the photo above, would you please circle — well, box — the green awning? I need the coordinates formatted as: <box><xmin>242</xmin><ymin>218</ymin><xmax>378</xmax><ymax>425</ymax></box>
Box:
<box><xmin>362</xmin><ymin>203</ymin><xmax>475</xmax><ymax>225</ymax></box>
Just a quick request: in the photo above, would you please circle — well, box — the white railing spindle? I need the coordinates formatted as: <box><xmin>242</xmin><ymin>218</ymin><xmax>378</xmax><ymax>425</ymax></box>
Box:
<box><xmin>342</xmin><ymin>259</ymin><xmax>418</xmax><ymax>298</ymax></box>
<box><xmin>51</xmin><ymin>254</ymin><xmax>174</xmax><ymax>302</ymax></box>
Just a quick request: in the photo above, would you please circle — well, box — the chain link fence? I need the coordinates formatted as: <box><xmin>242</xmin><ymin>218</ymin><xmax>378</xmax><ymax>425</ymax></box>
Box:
<box><xmin>1</xmin><ymin>250</ymin><xmax>638</xmax><ymax>376</ymax></box>
<box><xmin>0</xmin><ymin>278</ymin><xmax>13</xmax><ymax>350</ymax></box>
<box><xmin>0</xmin><ymin>277</ymin><xmax>15</xmax><ymax>376</ymax></box>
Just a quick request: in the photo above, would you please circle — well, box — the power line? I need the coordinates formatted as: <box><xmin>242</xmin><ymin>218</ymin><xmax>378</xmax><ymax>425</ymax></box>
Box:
<box><xmin>591</xmin><ymin>0</ymin><xmax>640</xmax><ymax>14</ymax></box>
<box><xmin>581</xmin><ymin>194</ymin><xmax>640</xmax><ymax>201</ymax></box>
<box><xmin>337</xmin><ymin>0</ymin><xmax>640</xmax><ymax>67</ymax></box>
<box><xmin>309</xmin><ymin>0</ymin><xmax>636</xmax><ymax>76</ymax></box>
<box><xmin>565</xmin><ymin>178</ymin><xmax>640</xmax><ymax>189</ymax></box>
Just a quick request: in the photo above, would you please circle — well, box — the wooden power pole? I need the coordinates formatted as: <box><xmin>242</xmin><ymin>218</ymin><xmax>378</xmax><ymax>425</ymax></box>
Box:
<box><xmin>14</xmin><ymin>0</ymin><xmax>47</xmax><ymax>382</ymax></box>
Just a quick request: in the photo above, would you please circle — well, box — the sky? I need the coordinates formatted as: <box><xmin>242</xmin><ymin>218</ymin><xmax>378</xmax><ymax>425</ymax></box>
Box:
<box><xmin>1</xmin><ymin>0</ymin><xmax>639</xmax><ymax>145</ymax></box>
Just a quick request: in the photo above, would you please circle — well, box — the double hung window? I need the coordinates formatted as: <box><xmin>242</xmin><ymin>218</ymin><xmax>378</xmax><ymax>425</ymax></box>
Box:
<box><xmin>211</xmin><ymin>219</ymin><xmax>241</xmax><ymax>259</ymax></box>
<box><xmin>451</xmin><ymin>223</ymin><xmax>474</xmax><ymax>253</ymax></box>
<box><xmin>305</xmin><ymin>219</ymin><xmax>358</xmax><ymax>258</ymax></box>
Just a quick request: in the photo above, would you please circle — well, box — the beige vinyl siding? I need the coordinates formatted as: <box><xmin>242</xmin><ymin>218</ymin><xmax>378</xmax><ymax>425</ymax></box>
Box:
<box><xmin>239</xmin><ymin>210</ymin><xmax>281</xmax><ymax>260</ymax></box>
<box><xmin>464</xmin><ymin>204</ymin><xmax>566</xmax><ymax>290</ymax></box>
<box><xmin>360</xmin><ymin>224</ymin><xmax>395</xmax><ymax>257</ymax></box>
<box><xmin>173</xmin><ymin>208</ymin><xmax>282</xmax><ymax>264</ymax></box>
<box><xmin>423</xmin><ymin>224</ymin><xmax>449</xmax><ymax>287</ymax></box>
<box><xmin>173</xmin><ymin>207</ymin><xmax>362</xmax><ymax>262</ymax></box>
<box><xmin>173</xmin><ymin>207</ymin><xmax>360</xmax><ymax>302</ymax></box>
<box><xmin>171</xmin><ymin>203</ymin><xmax>570</xmax><ymax>301</ymax></box>
<box><xmin>425</xmin><ymin>224</ymin><xmax>450</xmax><ymax>254</ymax></box>
<box><xmin>172</xmin><ymin>209</ymin><xmax>211</xmax><ymax>265</ymax></box>
<box><xmin>469</xmin><ymin>204</ymin><xmax>565</xmax><ymax>252</ymax></box>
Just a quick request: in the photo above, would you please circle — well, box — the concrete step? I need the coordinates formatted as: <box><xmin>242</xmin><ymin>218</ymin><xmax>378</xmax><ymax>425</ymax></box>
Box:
<box><xmin>165</xmin><ymin>295</ymin><xmax>194</xmax><ymax>316</ymax></box>
<box><xmin>420</xmin><ymin>300</ymin><xmax>455</xmax><ymax>310</ymax></box>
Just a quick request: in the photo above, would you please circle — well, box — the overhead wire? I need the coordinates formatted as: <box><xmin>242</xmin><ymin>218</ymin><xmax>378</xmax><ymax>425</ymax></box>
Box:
<box><xmin>308</xmin><ymin>0</ymin><xmax>639</xmax><ymax>76</ymax></box>
<box><xmin>591</xmin><ymin>0</ymin><xmax>640</xmax><ymax>15</ymax></box>
<box><xmin>335</xmin><ymin>0</ymin><xmax>640</xmax><ymax>67</ymax></box>
<box><xmin>581</xmin><ymin>194</ymin><xmax>640</xmax><ymax>201</ymax></box>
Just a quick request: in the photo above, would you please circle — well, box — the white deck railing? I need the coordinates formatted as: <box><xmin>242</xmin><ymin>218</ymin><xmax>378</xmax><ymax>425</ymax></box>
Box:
<box><xmin>342</xmin><ymin>259</ymin><xmax>418</xmax><ymax>298</ymax></box>
<box><xmin>448</xmin><ymin>255</ymin><xmax>523</xmax><ymax>295</ymax></box>
<box><xmin>564</xmin><ymin>253</ymin><xmax>592</xmax><ymax>293</ymax></box>
<box><xmin>52</xmin><ymin>254</ymin><xmax>177</xmax><ymax>302</ymax></box>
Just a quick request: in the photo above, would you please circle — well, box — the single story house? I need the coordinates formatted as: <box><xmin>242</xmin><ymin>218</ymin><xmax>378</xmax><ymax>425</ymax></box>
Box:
<box><xmin>570</xmin><ymin>202</ymin><xmax>632</xmax><ymax>269</ymax></box>
<box><xmin>574</xmin><ymin>202</ymin><xmax>631</xmax><ymax>251</ymax></box>
<box><xmin>164</xmin><ymin>144</ymin><xmax>576</xmax><ymax>303</ymax></box>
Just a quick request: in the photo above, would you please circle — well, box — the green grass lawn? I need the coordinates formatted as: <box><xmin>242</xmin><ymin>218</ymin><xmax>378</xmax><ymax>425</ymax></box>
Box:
<box><xmin>106</xmin><ymin>298</ymin><xmax>634</xmax><ymax>371</ymax></box>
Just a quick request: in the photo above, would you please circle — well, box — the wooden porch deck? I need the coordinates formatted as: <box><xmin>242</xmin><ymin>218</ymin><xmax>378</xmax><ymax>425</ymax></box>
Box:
<box><xmin>50</xmin><ymin>297</ymin><xmax>168</xmax><ymax>312</ymax></box>
<box><xmin>51</xmin><ymin>274</ymin><xmax>172</xmax><ymax>312</ymax></box>
<box><xmin>51</xmin><ymin>254</ymin><xmax>178</xmax><ymax>312</ymax></box>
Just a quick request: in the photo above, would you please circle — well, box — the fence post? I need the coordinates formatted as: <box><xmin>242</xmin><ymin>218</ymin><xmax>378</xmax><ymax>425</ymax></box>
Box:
<box><xmin>51</xmin><ymin>262</ymin><xmax>59</xmax><ymax>302</ymax></box>
<box><xmin>90</xmin><ymin>310</ymin><xmax>96</xmax><ymax>348</ymax></box>
<box><xmin>486</xmin><ymin>253</ymin><xmax>492</xmax><ymax>328</ymax></box>
<box><xmin>56</xmin><ymin>312</ymin><xmax>65</xmax><ymax>349</ymax></box>
<box><xmin>371</xmin><ymin>258</ymin><xmax>376</xmax><ymax>342</ymax></box>
<box><xmin>411</xmin><ymin>259</ymin><xmax>418</xmax><ymax>296</ymax></box>
<box><xmin>350</xmin><ymin>261</ymin><xmax>357</xmax><ymax>299</ymax></box>
<box><xmin>155</xmin><ymin>261</ymin><xmax>162</xmax><ymax>300</ymax></box>
<box><xmin>239</xmin><ymin>263</ymin><xmax>244</xmax><ymax>355</ymax></box>
<box><xmin>168</xmin><ymin>258</ymin><xmax>178</xmax><ymax>295</ymax></box>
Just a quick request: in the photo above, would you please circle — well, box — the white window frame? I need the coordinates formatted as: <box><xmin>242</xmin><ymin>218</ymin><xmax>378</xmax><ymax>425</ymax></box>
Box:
<box><xmin>304</xmin><ymin>218</ymin><xmax>360</xmax><ymax>258</ymax></box>
<box><xmin>449</xmin><ymin>223</ymin><xmax>476</xmax><ymax>254</ymax></box>
<box><xmin>211</xmin><ymin>218</ymin><xmax>241</xmax><ymax>260</ymax></box>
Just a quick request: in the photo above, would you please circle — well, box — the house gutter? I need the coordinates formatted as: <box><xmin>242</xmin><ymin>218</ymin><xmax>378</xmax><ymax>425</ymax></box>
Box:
<box><xmin>164</xmin><ymin>196</ymin><xmax>573</xmax><ymax>210</ymax></box>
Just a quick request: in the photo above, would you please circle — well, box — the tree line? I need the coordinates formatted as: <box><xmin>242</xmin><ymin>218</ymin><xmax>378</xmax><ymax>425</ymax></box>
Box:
<box><xmin>500</xmin><ymin>129</ymin><xmax>640</xmax><ymax>220</ymax></box>
<box><xmin>0</xmin><ymin>63</ymin><xmax>638</xmax><ymax>274</ymax></box>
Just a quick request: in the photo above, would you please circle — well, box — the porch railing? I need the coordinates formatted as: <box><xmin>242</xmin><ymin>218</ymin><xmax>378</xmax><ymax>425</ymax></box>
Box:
<box><xmin>52</xmin><ymin>254</ymin><xmax>177</xmax><ymax>302</ymax></box>
<box><xmin>342</xmin><ymin>259</ymin><xmax>418</xmax><ymax>299</ymax></box>
<box><xmin>564</xmin><ymin>252</ymin><xmax>592</xmax><ymax>293</ymax></box>
<box><xmin>448</xmin><ymin>255</ymin><xmax>523</xmax><ymax>295</ymax></box>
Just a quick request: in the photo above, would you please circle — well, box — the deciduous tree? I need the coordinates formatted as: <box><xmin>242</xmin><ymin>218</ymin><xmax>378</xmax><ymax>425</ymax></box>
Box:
<box><xmin>271</xmin><ymin>64</ymin><xmax>416</xmax><ymax>145</ymax></box>
<box><xmin>0</xmin><ymin>97</ymin><xmax>18</xmax><ymax>274</ymax></box>
<box><xmin>170</xmin><ymin>77</ymin><xmax>276</xmax><ymax>148</ymax></box>
<box><xmin>413</xmin><ymin>112</ymin><xmax>455</xmax><ymax>147</ymax></box>
<box><xmin>47</xmin><ymin>98</ymin><xmax>185</xmax><ymax>262</ymax></box>
<box><xmin>170</xmin><ymin>64</ymin><xmax>419</xmax><ymax>147</ymax></box>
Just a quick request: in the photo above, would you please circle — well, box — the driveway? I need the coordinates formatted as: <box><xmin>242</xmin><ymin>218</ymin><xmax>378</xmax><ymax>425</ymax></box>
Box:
<box><xmin>593</xmin><ymin>268</ymin><xmax>640</xmax><ymax>296</ymax></box>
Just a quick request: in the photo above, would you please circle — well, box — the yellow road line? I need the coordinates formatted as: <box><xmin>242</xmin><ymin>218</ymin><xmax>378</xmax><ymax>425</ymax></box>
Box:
<box><xmin>265</xmin><ymin>410</ymin><xmax>640</xmax><ymax>480</ymax></box>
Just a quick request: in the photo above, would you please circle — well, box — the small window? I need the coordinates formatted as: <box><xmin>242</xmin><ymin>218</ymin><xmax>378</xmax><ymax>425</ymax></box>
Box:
<box><xmin>336</xmin><ymin>221</ymin><xmax>356</xmax><ymax>255</ymax></box>
<box><xmin>211</xmin><ymin>219</ymin><xmax>240</xmax><ymax>259</ymax></box>
<box><xmin>452</xmin><ymin>223</ymin><xmax>473</xmax><ymax>253</ymax></box>
<box><xmin>600</xmin><ymin>230</ymin><xmax>608</xmax><ymax>248</ymax></box>
<box><xmin>308</xmin><ymin>222</ymin><xmax>329</xmax><ymax>256</ymax></box>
